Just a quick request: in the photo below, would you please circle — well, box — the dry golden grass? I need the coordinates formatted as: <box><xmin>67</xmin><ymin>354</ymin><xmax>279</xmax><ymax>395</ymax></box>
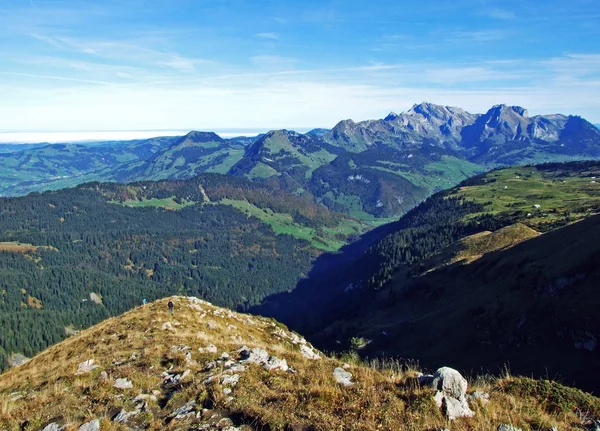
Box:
<box><xmin>0</xmin><ymin>297</ymin><xmax>596</xmax><ymax>430</ymax></box>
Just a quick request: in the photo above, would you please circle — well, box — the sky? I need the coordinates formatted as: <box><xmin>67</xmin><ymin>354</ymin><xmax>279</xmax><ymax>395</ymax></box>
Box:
<box><xmin>1</xmin><ymin>0</ymin><xmax>600</xmax><ymax>142</ymax></box>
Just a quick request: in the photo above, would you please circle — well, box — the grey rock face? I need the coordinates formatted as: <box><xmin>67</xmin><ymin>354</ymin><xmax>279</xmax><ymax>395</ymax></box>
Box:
<box><xmin>78</xmin><ymin>419</ymin><xmax>100</xmax><ymax>431</ymax></box>
<box><xmin>40</xmin><ymin>424</ymin><xmax>64</xmax><ymax>431</ymax></box>
<box><xmin>333</xmin><ymin>367</ymin><xmax>354</xmax><ymax>386</ymax></box>
<box><xmin>431</xmin><ymin>367</ymin><xmax>474</xmax><ymax>420</ymax></box>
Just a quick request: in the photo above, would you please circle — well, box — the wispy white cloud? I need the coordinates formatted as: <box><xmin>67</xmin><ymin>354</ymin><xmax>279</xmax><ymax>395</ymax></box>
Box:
<box><xmin>254</xmin><ymin>32</ymin><xmax>279</xmax><ymax>40</ymax></box>
<box><xmin>442</xmin><ymin>29</ymin><xmax>509</xmax><ymax>43</ymax></box>
<box><xmin>483</xmin><ymin>8</ymin><xmax>517</xmax><ymax>20</ymax></box>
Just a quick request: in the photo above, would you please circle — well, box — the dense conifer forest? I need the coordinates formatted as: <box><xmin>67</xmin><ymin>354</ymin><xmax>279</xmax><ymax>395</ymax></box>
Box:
<box><xmin>0</xmin><ymin>174</ymin><xmax>351</xmax><ymax>370</ymax></box>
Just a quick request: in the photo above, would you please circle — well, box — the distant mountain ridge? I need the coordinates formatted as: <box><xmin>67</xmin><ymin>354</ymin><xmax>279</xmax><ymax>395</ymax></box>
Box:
<box><xmin>1</xmin><ymin>103</ymin><xmax>599</xmax><ymax>219</ymax></box>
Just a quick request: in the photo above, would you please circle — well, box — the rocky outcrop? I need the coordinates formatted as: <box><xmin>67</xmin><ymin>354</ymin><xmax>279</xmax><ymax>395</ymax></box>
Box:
<box><xmin>333</xmin><ymin>367</ymin><xmax>354</xmax><ymax>386</ymax></box>
<box><xmin>431</xmin><ymin>367</ymin><xmax>475</xmax><ymax>420</ymax></box>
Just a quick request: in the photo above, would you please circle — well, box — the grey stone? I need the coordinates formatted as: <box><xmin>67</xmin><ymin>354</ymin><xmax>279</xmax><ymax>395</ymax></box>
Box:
<box><xmin>40</xmin><ymin>424</ymin><xmax>64</xmax><ymax>431</ymax></box>
<box><xmin>171</xmin><ymin>400</ymin><xmax>196</xmax><ymax>418</ymax></box>
<box><xmin>221</xmin><ymin>374</ymin><xmax>240</xmax><ymax>386</ymax></box>
<box><xmin>199</xmin><ymin>343</ymin><xmax>218</xmax><ymax>353</ymax></box>
<box><xmin>75</xmin><ymin>359</ymin><xmax>99</xmax><ymax>375</ymax></box>
<box><xmin>333</xmin><ymin>367</ymin><xmax>354</xmax><ymax>386</ymax></box>
<box><xmin>300</xmin><ymin>344</ymin><xmax>321</xmax><ymax>360</ymax></box>
<box><xmin>238</xmin><ymin>346</ymin><xmax>288</xmax><ymax>372</ymax></box>
<box><xmin>432</xmin><ymin>367</ymin><xmax>468</xmax><ymax>400</ymax></box>
<box><xmin>238</xmin><ymin>346</ymin><xmax>269</xmax><ymax>364</ymax></box>
<box><xmin>113</xmin><ymin>409</ymin><xmax>138</xmax><ymax>423</ymax></box>
<box><xmin>264</xmin><ymin>356</ymin><xmax>288</xmax><ymax>372</ymax></box>
<box><xmin>431</xmin><ymin>367</ymin><xmax>474</xmax><ymax>420</ymax></box>
<box><xmin>113</xmin><ymin>378</ymin><xmax>133</xmax><ymax>389</ymax></box>
<box><xmin>497</xmin><ymin>425</ymin><xmax>522</xmax><ymax>431</ymax></box>
<box><xmin>78</xmin><ymin>419</ymin><xmax>100</xmax><ymax>431</ymax></box>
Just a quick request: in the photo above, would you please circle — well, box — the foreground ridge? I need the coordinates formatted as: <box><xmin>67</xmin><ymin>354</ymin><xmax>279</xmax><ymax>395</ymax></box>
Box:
<box><xmin>1</xmin><ymin>297</ymin><xmax>599</xmax><ymax>430</ymax></box>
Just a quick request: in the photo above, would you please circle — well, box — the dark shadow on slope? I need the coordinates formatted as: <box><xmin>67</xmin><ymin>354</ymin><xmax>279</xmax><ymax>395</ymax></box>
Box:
<box><xmin>315</xmin><ymin>214</ymin><xmax>600</xmax><ymax>392</ymax></box>
<box><xmin>249</xmin><ymin>219</ymin><xmax>401</xmax><ymax>335</ymax></box>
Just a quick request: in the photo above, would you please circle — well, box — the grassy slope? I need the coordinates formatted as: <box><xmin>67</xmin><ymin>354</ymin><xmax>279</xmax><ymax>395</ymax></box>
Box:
<box><xmin>1</xmin><ymin>296</ymin><xmax>598</xmax><ymax>431</ymax></box>
<box><xmin>110</xmin><ymin>192</ymin><xmax>365</xmax><ymax>252</ymax></box>
<box><xmin>453</xmin><ymin>164</ymin><xmax>600</xmax><ymax>229</ymax></box>
<box><xmin>220</xmin><ymin>199</ymin><xmax>364</xmax><ymax>252</ymax></box>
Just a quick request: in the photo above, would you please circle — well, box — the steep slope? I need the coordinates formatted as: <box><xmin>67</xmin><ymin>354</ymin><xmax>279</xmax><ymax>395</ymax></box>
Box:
<box><xmin>325</xmin><ymin>102</ymin><xmax>478</xmax><ymax>152</ymax></box>
<box><xmin>1</xmin><ymin>296</ymin><xmax>598</xmax><ymax>430</ymax></box>
<box><xmin>0</xmin><ymin>174</ymin><xmax>363</xmax><ymax>372</ymax></box>
<box><xmin>318</xmin><ymin>214</ymin><xmax>600</xmax><ymax>392</ymax></box>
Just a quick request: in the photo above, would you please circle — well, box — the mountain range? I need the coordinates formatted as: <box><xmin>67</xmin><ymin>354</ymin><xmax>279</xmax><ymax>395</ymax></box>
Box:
<box><xmin>2</xmin><ymin>103</ymin><xmax>600</xmax><ymax>219</ymax></box>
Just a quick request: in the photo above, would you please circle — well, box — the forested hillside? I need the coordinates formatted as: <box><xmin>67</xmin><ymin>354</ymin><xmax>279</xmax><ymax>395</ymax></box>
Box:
<box><xmin>0</xmin><ymin>174</ymin><xmax>361</xmax><ymax>371</ymax></box>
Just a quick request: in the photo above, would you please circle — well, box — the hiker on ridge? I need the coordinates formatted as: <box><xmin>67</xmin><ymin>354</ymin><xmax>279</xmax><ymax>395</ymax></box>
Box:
<box><xmin>168</xmin><ymin>300</ymin><xmax>174</xmax><ymax>316</ymax></box>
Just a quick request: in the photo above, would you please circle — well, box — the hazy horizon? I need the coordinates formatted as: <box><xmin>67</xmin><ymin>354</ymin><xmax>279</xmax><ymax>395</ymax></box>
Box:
<box><xmin>1</xmin><ymin>0</ymin><xmax>599</xmax><ymax>132</ymax></box>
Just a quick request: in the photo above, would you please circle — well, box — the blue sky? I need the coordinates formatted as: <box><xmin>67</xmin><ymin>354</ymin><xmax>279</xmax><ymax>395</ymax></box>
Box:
<box><xmin>1</xmin><ymin>0</ymin><xmax>599</xmax><ymax>138</ymax></box>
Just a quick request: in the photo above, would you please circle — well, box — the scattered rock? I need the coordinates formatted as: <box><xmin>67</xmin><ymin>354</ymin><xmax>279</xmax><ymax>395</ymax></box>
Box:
<box><xmin>40</xmin><ymin>424</ymin><xmax>64</xmax><ymax>431</ymax></box>
<box><xmin>264</xmin><ymin>356</ymin><xmax>288</xmax><ymax>372</ymax></box>
<box><xmin>333</xmin><ymin>367</ymin><xmax>354</xmax><ymax>386</ymax></box>
<box><xmin>162</xmin><ymin>369</ymin><xmax>190</xmax><ymax>387</ymax></box>
<box><xmin>238</xmin><ymin>346</ymin><xmax>269</xmax><ymax>364</ymax></box>
<box><xmin>99</xmin><ymin>371</ymin><xmax>109</xmax><ymax>382</ymax></box>
<box><xmin>431</xmin><ymin>367</ymin><xmax>474</xmax><ymax>420</ymax></box>
<box><xmin>78</xmin><ymin>419</ymin><xmax>100</xmax><ymax>431</ymax></box>
<box><xmin>223</xmin><ymin>387</ymin><xmax>232</xmax><ymax>395</ymax></box>
<box><xmin>207</xmin><ymin>320</ymin><xmax>218</xmax><ymax>330</ymax></box>
<box><xmin>75</xmin><ymin>359</ymin><xmax>99</xmax><ymax>375</ymax></box>
<box><xmin>300</xmin><ymin>344</ymin><xmax>321</xmax><ymax>360</ymax></box>
<box><xmin>162</xmin><ymin>322</ymin><xmax>175</xmax><ymax>332</ymax></box>
<box><xmin>199</xmin><ymin>343</ymin><xmax>218</xmax><ymax>354</ymax></box>
<box><xmin>221</xmin><ymin>374</ymin><xmax>240</xmax><ymax>386</ymax></box>
<box><xmin>171</xmin><ymin>400</ymin><xmax>196</xmax><ymax>419</ymax></box>
<box><xmin>113</xmin><ymin>409</ymin><xmax>138</xmax><ymax>423</ymax></box>
<box><xmin>497</xmin><ymin>425</ymin><xmax>522</xmax><ymax>431</ymax></box>
<box><xmin>238</xmin><ymin>346</ymin><xmax>289</xmax><ymax>372</ymax></box>
<box><xmin>113</xmin><ymin>378</ymin><xmax>133</xmax><ymax>389</ymax></box>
